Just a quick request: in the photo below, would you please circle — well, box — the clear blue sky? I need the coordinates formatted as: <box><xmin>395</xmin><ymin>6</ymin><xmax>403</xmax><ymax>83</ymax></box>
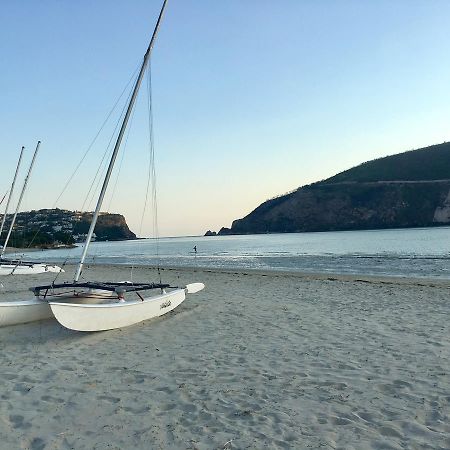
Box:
<box><xmin>2</xmin><ymin>0</ymin><xmax>450</xmax><ymax>236</ymax></box>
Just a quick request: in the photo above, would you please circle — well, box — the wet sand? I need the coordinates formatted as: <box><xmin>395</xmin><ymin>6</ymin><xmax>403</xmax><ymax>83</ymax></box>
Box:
<box><xmin>0</xmin><ymin>265</ymin><xmax>449</xmax><ymax>449</ymax></box>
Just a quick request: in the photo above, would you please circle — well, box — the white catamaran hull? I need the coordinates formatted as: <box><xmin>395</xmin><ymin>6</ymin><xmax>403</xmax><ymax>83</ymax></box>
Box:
<box><xmin>50</xmin><ymin>288</ymin><xmax>188</xmax><ymax>332</ymax></box>
<box><xmin>0</xmin><ymin>263</ymin><xmax>63</xmax><ymax>276</ymax></box>
<box><xmin>0</xmin><ymin>299</ymin><xmax>52</xmax><ymax>327</ymax></box>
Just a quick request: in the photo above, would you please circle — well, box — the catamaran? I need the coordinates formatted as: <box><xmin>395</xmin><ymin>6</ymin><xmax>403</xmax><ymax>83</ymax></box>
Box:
<box><xmin>0</xmin><ymin>142</ymin><xmax>63</xmax><ymax>275</ymax></box>
<box><xmin>0</xmin><ymin>0</ymin><xmax>204</xmax><ymax>330</ymax></box>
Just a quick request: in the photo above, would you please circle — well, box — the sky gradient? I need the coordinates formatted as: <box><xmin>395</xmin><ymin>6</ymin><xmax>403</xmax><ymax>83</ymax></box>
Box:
<box><xmin>2</xmin><ymin>1</ymin><xmax>450</xmax><ymax>236</ymax></box>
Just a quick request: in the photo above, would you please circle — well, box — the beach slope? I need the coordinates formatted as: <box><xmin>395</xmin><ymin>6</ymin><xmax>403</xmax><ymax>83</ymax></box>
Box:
<box><xmin>0</xmin><ymin>266</ymin><xmax>449</xmax><ymax>449</ymax></box>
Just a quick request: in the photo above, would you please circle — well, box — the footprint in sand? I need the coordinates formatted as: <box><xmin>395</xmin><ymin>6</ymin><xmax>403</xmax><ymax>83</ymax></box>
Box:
<box><xmin>97</xmin><ymin>395</ymin><xmax>121</xmax><ymax>404</ymax></box>
<box><xmin>30</xmin><ymin>437</ymin><xmax>46</xmax><ymax>450</ymax></box>
<box><xmin>9</xmin><ymin>414</ymin><xmax>31</xmax><ymax>430</ymax></box>
<box><xmin>378</xmin><ymin>425</ymin><xmax>403</xmax><ymax>438</ymax></box>
<box><xmin>9</xmin><ymin>415</ymin><xmax>24</xmax><ymax>428</ymax></box>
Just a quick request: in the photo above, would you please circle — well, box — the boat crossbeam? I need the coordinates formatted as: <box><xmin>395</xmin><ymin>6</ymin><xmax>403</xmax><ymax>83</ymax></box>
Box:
<box><xmin>31</xmin><ymin>281</ymin><xmax>171</xmax><ymax>296</ymax></box>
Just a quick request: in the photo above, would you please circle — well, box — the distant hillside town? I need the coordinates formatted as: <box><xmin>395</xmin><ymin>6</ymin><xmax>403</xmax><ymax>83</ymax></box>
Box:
<box><xmin>0</xmin><ymin>208</ymin><xmax>136</xmax><ymax>249</ymax></box>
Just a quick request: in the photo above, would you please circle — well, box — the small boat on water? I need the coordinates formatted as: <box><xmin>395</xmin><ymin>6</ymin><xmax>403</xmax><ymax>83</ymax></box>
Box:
<box><xmin>0</xmin><ymin>0</ymin><xmax>204</xmax><ymax>330</ymax></box>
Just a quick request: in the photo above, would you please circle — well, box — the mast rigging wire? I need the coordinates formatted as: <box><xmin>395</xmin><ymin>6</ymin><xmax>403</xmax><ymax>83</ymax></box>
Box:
<box><xmin>0</xmin><ymin>191</ymin><xmax>8</xmax><ymax>207</ymax></box>
<box><xmin>23</xmin><ymin>63</ymin><xmax>141</xmax><ymax>253</ymax></box>
<box><xmin>81</xmin><ymin>72</ymin><xmax>138</xmax><ymax>213</ymax></box>
<box><xmin>54</xmin><ymin>63</ymin><xmax>141</xmax><ymax>207</ymax></box>
<box><xmin>130</xmin><ymin>63</ymin><xmax>161</xmax><ymax>283</ymax></box>
<box><xmin>147</xmin><ymin>64</ymin><xmax>161</xmax><ymax>282</ymax></box>
<box><xmin>106</xmin><ymin>88</ymin><xmax>139</xmax><ymax>213</ymax></box>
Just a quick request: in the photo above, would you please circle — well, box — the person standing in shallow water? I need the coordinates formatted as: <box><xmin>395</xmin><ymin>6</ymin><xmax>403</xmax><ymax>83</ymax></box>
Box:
<box><xmin>193</xmin><ymin>246</ymin><xmax>197</xmax><ymax>254</ymax></box>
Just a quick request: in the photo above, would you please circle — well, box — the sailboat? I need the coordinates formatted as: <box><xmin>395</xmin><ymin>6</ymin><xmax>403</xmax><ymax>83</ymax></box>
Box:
<box><xmin>0</xmin><ymin>142</ymin><xmax>63</xmax><ymax>275</ymax></box>
<box><xmin>0</xmin><ymin>0</ymin><xmax>204</xmax><ymax>330</ymax></box>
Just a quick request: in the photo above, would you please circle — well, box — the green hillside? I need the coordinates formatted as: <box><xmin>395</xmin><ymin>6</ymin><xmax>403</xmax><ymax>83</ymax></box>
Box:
<box><xmin>321</xmin><ymin>142</ymin><xmax>450</xmax><ymax>184</ymax></box>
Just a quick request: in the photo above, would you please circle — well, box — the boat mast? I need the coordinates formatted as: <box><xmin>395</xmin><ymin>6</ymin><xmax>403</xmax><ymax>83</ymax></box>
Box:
<box><xmin>0</xmin><ymin>146</ymin><xmax>25</xmax><ymax>246</ymax></box>
<box><xmin>74</xmin><ymin>0</ymin><xmax>169</xmax><ymax>282</ymax></box>
<box><xmin>1</xmin><ymin>142</ymin><xmax>40</xmax><ymax>258</ymax></box>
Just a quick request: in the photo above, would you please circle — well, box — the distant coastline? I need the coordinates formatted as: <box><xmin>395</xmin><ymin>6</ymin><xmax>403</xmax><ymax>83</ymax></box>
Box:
<box><xmin>3</xmin><ymin>244</ymin><xmax>77</xmax><ymax>253</ymax></box>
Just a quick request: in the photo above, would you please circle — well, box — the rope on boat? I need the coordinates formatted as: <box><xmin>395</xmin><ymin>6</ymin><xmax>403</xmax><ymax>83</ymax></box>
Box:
<box><xmin>21</xmin><ymin>63</ymin><xmax>141</xmax><ymax>254</ymax></box>
<box><xmin>130</xmin><ymin>62</ymin><xmax>161</xmax><ymax>285</ymax></box>
<box><xmin>0</xmin><ymin>190</ymin><xmax>8</xmax><ymax>206</ymax></box>
<box><xmin>55</xmin><ymin>62</ymin><xmax>141</xmax><ymax>208</ymax></box>
<box><xmin>147</xmin><ymin>65</ymin><xmax>162</xmax><ymax>284</ymax></box>
<box><xmin>106</xmin><ymin>81</ymin><xmax>139</xmax><ymax>213</ymax></box>
<box><xmin>2</xmin><ymin>253</ymin><xmax>31</xmax><ymax>278</ymax></box>
<box><xmin>82</xmin><ymin>77</ymin><xmax>137</xmax><ymax>212</ymax></box>
<box><xmin>17</xmin><ymin>64</ymin><xmax>141</xmax><ymax>277</ymax></box>
<box><xmin>50</xmin><ymin>254</ymin><xmax>71</xmax><ymax>285</ymax></box>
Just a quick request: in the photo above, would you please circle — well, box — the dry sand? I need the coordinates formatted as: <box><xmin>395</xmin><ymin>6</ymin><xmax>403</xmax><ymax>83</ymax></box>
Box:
<box><xmin>0</xmin><ymin>265</ymin><xmax>449</xmax><ymax>449</ymax></box>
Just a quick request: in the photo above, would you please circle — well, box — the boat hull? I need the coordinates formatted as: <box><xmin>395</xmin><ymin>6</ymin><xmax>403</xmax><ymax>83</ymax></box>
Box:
<box><xmin>49</xmin><ymin>288</ymin><xmax>187</xmax><ymax>332</ymax></box>
<box><xmin>0</xmin><ymin>263</ymin><xmax>63</xmax><ymax>275</ymax></box>
<box><xmin>0</xmin><ymin>299</ymin><xmax>53</xmax><ymax>327</ymax></box>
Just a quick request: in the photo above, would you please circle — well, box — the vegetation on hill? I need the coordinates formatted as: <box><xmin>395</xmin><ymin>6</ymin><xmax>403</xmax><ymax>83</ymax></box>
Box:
<box><xmin>2</xmin><ymin>230</ymin><xmax>75</xmax><ymax>249</ymax></box>
<box><xmin>321</xmin><ymin>142</ymin><xmax>450</xmax><ymax>184</ymax></box>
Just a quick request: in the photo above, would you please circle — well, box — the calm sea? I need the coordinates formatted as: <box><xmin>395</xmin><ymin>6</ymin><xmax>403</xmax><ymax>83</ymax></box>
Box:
<box><xmin>15</xmin><ymin>226</ymin><xmax>450</xmax><ymax>280</ymax></box>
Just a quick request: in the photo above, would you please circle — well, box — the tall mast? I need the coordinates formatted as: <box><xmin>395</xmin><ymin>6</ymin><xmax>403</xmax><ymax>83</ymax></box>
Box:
<box><xmin>74</xmin><ymin>0</ymin><xmax>169</xmax><ymax>282</ymax></box>
<box><xmin>0</xmin><ymin>146</ymin><xmax>25</xmax><ymax>245</ymax></box>
<box><xmin>1</xmin><ymin>142</ymin><xmax>40</xmax><ymax>258</ymax></box>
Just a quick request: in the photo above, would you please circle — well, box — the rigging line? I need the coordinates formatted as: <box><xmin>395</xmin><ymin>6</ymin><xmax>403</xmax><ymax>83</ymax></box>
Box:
<box><xmin>23</xmin><ymin>130</ymin><xmax>125</xmax><ymax>267</ymax></box>
<box><xmin>81</xmin><ymin>66</ymin><xmax>140</xmax><ymax>213</ymax></box>
<box><xmin>50</xmin><ymin>254</ymin><xmax>72</xmax><ymax>285</ymax></box>
<box><xmin>82</xmin><ymin>145</ymin><xmax>114</xmax><ymax>213</ymax></box>
<box><xmin>81</xmin><ymin>79</ymin><xmax>134</xmax><ymax>213</ymax></box>
<box><xmin>82</xmin><ymin>77</ymin><xmax>134</xmax><ymax>261</ymax></box>
<box><xmin>106</xmin><ymin>90</ymin><xmax>138</xmax><ymax>213</ymax></box>
<box><xmin>147</xmin><ymin>65</ymin><xmax>162</xmax><ymax>283</ymax></box>
<box><xmin>24</xmin><ymin>63</ymin><xmax>141</xmax><ymax>253</ymax></box>
<box><xmin>131</xmin><ymin>68</ymin><xmax>154</xmax><ymax>281</ymax></box>
<box><xmin>106</xmin><ymin>145</ymin><xmax>125</xmax><ymax>213</ymax></box>
<box><xmin>81</xmin><ymin>103</ymin><xmax>128</xmax><ymax>212</ymax></box>
<box><xmin>53</xmin><ymin>62</ymin><xmax>141</xmax><ymax>208</ymax></box>
<box><xmin>130</xmin><ymin>67</ymin><xmax>156</xmax><ymax>283</ymax></box>
<box><xmin>130</xmin><ymin>64</ymin><xmax>158</xmax><ymax>283</ymax></box>
<box><xmin>0</xmin><ymin>191</ymin><xmax>8</xmax><ymax>207</ymax></box>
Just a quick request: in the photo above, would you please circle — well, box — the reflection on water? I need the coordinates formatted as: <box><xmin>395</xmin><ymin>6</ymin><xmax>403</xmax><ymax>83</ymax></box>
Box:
<box><xmin>16</xmin><ymin>227</ymin><xmax>450</xmax><ymax>279</ymax></box>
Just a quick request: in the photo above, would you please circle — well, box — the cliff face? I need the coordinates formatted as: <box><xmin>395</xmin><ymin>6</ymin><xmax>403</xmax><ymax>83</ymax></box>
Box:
<box><xmin>218</xmin><ymin>142</ymin><xmax>450</xmax><ymax>235</ymax></box>
<box><xmin>73</xmin><ymin>212</ymin><xmax>136</xmax><ymax>241</ymax></box>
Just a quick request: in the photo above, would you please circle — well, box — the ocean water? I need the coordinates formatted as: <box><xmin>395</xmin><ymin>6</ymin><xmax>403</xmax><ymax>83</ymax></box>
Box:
<box><xmin>16</xmin><ymin>226</ymin><xmax>450</xmax><ymax>279</ymax></box>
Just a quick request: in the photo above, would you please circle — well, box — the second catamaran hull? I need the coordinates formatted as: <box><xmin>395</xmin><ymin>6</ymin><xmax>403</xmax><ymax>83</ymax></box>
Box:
<box><xmin>0</xmin><ymin>299</ymin><xmax>53</xmax><ymax>327</ymax></box>
<box><xmin>0</xmin><ymin>263</ymin><xmax>63</xmax><ymax>276</ymax></box>
<box><xmin>49</xmin><ymin>288</ymin><xmax>187</xmax><ymax>332</ymax></box>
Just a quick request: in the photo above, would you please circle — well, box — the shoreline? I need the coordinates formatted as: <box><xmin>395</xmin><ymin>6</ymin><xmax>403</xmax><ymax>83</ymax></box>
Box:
<box><xmin>57</xmin><ymin>262</ymin><xmax>450</xmax><ymax>287</ymax></box>
<box><xmin>4</xmin><ymin>258</ymin><xmax>450</xmax><ymax>286</ymax></box>
<box><xmin>11</xmin><ymin>255</ymin><xmax>450</xmax><ymax>283</ymax></box>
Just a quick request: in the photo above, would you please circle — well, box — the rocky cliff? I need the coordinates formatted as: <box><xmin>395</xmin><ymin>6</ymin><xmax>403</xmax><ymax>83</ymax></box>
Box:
<box><xmin>217</xmin><ymin>142</ymin><xmax>450</xmax><ymax>235</ymax></box>
<box><xmin>73</xmin><ymin>212</ymin><xmax>136</xmax><ymax>241</ymax></box>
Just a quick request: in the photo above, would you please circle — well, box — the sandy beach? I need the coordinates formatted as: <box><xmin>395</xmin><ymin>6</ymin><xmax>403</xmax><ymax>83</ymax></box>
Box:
<box><xmin>0</xmin><ymin>265</ymin><xmax>449</xmax><ymax>449</ymax></box>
